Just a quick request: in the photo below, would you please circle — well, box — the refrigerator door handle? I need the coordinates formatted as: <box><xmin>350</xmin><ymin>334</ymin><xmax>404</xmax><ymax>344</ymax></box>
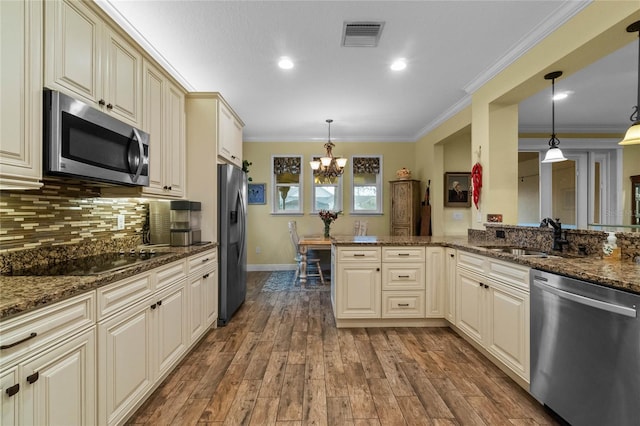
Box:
<box><xmin>237</xmin><ymin>188</ymin><xmax>246</xmax><ymax>265</ymax></box>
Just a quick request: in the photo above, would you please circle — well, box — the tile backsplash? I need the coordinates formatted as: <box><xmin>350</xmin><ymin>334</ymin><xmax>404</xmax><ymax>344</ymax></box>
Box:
<box><xmin>0</xmin><ymin>179</ymin><xmax>147</xmax><ymax>252</ymax></box>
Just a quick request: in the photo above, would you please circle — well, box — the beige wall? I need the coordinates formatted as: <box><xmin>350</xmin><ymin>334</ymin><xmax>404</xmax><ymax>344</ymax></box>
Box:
<box><xmin>441</xmin><ymin>133</ymin><xmax>472</xmax><ymax>236</ymax></box>
<box><xmin>244</xmin><ymin>141</ymin><xmax>416</xmax><ymax>267</ymax></box>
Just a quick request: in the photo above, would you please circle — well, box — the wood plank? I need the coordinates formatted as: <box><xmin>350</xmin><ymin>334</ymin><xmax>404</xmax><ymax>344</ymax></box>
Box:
<box><xmin>344</xmin><ymin>362</ymin><xmax>378</xmax><ymax>419</ymax></box>
<box><xmin>374</xmin><ymin>350</ymin><xmax>415</xmax><ymax>397</ymax></box>
<box><xmin>288</xmin><ymin>331</ymin><xmax>308</xmax><ymax>365</ymax></box>
<box><xmin>199</xmin><ymin>362</ymin><xmax>249</xmax><ymax>422</ymax></box>
<box><xmin>277</xmin><ymin>364</ymin><xmax>305</xmax><ymax>421</ymax></box>
<box><xmin>466</xmin><ymin>395</ymin><xmax>513</xmax><ymax>426</ymax></box>
<box><xmin>396</xmin><ymin>396</ymin><xmax>434</xmax><ymax>426</ymax></box>
<box><xmin>249</xmin><ymin>398</ymin><xmax>280</xmax><ymax>426</ymax></box>
<box><xmin>326</xmin><ymin>397</ymin><xmax>354</xmax><ymax>426</ymax></box>
<box><xmin>169</xmin><ymin>398</ymin><xmax>210</xmax><ymax>426</ymax></box>
<box><xmin>192</xmin><ymin>352</ymin><xmax>235</xmax><ymax>399</ymax></box>
<box><xmin>430</xmin><ymin>378</ymin><xmax>486</xmax><ymax>426</ymax></box>
<box><xmin>367</xmin><ymin>378</ymin><xmax>405</xmax><ymax>426</ymax></box>
<box><xmin>399</xmin><ymin>362</ymin><xmax>453</xmax><ymax>419</ymax></box>
<box><xmin>354</xmin><ymin>340</ymin><xmax>386</xmax><ymax>379</ymax></box>
<box><xmin>303</xmin><ymin>379</ymin><xmax>328</xmax><ymax>425</ymax></box>
<box><xmin>222</xmin><ymin>379</ymin><xmax>261</xmax><ymax>426</ymax></box>
<box><xmin>323</xmin><ymin>351</ymin><xmax>349</xmax><ymax>398</ymax></box>
<box><xmin>259</xmin><ymin>351</ymin><xmax>290</xmax><ymax>398</ymax></box>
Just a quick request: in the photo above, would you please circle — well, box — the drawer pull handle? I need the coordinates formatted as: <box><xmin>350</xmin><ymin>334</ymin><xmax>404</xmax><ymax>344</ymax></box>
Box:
<box><xmin>353</xmin><ymin>254</ymin><xmax>365</xmax><ymax>257</ymax></box>
<box><xmin>398</xmin><ymin>275</ymin><xmax>410</xmax><ymax>278</ymax></box>
<box><xmin>203</xmin><ymin>273</ymin><xmax>210</xmax><ymax>279</ymax></box>
<box><xmin>5</xmin><ymin>384</ymin><xmax>19</xmax><ymax>397</ymax></box>
<box><xmin>202</xmin><ymin>258</ymin><xmax>210</xmax><ymax>263</ymax></box>
<box><xmin>150</xmin><ymin>303</ymin><xmax>157</xmax><ymax>310</ymax></box>
<box><xmin>26</xmin><ymin>372</ymin><xmax>39</xmax><ymax>384</ymax></box>
<box><xmin>157</xmin><ymin>300</ymin><xmax>163</xmax><ymax>307</ymax></box>
<box><xmin>398</xmin><ymin>253</ymin><xmax>410</xmax><ymax>256</ymax></box>
<box><xmin>450</xmin><ymin>254</ymin><xmax>455</xmax><ymax>258</ymax></box>
<box><xmin>1</xmin><ymin>332</ymin><xmax>37</xmax><ymax>350</ymax></box>
<box><xmin>398</xmin><ymin>303</ymin><xmax>410</xmax><ymax>307</ymax></box>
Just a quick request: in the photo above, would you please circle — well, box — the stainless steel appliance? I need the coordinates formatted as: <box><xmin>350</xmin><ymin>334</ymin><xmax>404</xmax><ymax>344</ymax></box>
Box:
<box><xmin>43</xmin><ymin>89</ymin><xmax>150</xmax><ymax>186</ymax></box>
<box><xmin>531</xmin><ymin>270</ymin><xmax>640</xmax><ymax>426</ymax></box>
<box><xmin>148</xmin><ymin>200</ymin><xmax>171</xmax><ymax>245</ymax></box>
<box><xmin>218</xmin><ymin>164</ymin><xmax>247</xmax><ymax>326</ymax></box>
<box><xmin>170</xmin><ymin>201</ymin><xmax>202</xmax><ymax>246</ymax></box>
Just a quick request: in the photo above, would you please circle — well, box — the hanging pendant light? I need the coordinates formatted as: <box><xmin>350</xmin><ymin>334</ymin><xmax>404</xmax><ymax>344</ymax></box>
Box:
<box><xmin>309</xmin><ymin>119</ymin><xmax>347</xmax><ymax>178</ymax></box>
<box><xmin>541</xmin><ymin>71</ymin><xmax>567</xmax><ymax>163</ymax></box>
<box><xmin>620</xmin><ymin>20</ymin><xmax>640</xmax><ymax>146</ymax></box>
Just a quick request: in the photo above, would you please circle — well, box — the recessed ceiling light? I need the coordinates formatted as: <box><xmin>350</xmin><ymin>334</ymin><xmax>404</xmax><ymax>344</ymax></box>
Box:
<box><xmin>390</xmin><ymin>59</ymin><xmax>406</xmax><ymax>71</ymax></box>
<box><xmin>278</xmin><ymin>57</ymin><xmax>294</xmax><ymax>70</ymax></box>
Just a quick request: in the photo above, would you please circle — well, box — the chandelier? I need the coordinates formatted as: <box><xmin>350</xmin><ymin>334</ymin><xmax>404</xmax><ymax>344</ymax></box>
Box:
<box><xmin>310</xmin><ymin>119</ymin><xmax>347</xmax><ymax>178</ymax></box>
<box><xmin>541</xmin><ymin>71</ymin><xmax>567</xmax><ymax>163</ymax></box>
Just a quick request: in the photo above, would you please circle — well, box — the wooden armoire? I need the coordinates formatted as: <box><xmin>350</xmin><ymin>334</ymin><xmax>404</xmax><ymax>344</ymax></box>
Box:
<box><xmin>390</xmin><ymin>179</ymin><xmax>422</xmax><ymax>236</ymax></box>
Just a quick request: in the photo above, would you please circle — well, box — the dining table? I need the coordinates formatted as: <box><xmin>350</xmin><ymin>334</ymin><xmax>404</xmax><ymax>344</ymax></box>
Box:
<box><xmin>298</xmin><ymin>235</ymin><xmax>332</xmax><ymax>286</ymax></box>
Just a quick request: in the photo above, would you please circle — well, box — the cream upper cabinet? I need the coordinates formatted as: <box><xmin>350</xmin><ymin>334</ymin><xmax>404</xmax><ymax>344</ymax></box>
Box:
<box><xmin>45</xmin><ymin>0</ymin><xmax>142</xmax><ymax>126</ymax></box>
<box><xmin>217</xmin><ymin>99</ymin><xmax>244</xmax><ymax>167</ymax></box>
<box><xmin>0</xmin><ymin>0</ymin><xmax>43</xmax><ymax>190</ymax></box>
<box><xmin>103</xmin><ymin>61</ymin><xmax>186</xmax><ymax>199</ymax></box>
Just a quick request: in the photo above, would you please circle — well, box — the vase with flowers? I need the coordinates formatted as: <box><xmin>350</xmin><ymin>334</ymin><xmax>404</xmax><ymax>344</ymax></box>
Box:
<box><xmin>318</xmin><ymin>209</ymin><xmax>341</xmax><ymax>238</ymax></box>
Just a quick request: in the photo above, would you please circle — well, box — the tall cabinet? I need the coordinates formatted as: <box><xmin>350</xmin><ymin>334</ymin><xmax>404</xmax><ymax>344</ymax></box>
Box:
<box><xmin>389</xmin><ymin>179</ymin><xmax>422</xmax><ymax>236</ymax></box>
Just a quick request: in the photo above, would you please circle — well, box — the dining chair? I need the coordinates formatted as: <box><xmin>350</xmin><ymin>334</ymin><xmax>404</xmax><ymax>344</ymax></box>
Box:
<box><xmin>288</xmin><ymin>221</ymin><xmax>325</xmax><ymax>285</ymax></box>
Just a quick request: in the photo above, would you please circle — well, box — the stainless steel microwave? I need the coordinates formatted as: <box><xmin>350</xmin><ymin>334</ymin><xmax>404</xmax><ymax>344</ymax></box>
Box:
<box><xmin>43</xmin><ymin>89</ymin><xmax>150</xmax><ymax>186</ymax></box>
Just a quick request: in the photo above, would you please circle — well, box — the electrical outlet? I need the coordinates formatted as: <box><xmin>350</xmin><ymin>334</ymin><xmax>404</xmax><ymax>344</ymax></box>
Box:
<box><xmin>256</xmin><ymin>246</ymin><xmax>261</xmax><ymax>254</ymax></box>
<box><xmin>116</xmin><ymin>214</ymin><xmax>125</xmax><ymax>230</ymax></box>
<box><xmin>496</xmin><ymin>229</ymin><xmax>506</xmax><ymax>239</ymax></box>
<box><xmin>452</xmin><ymin>212</ymin><xmax>463</xmax><ymax>220</ymax></box>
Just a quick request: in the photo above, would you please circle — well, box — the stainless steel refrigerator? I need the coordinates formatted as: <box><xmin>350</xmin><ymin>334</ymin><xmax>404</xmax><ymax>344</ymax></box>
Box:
<box><xmin>217</xmin><ymin>164</ymin><xmax>247</xmax><ymax>326</ymax></box>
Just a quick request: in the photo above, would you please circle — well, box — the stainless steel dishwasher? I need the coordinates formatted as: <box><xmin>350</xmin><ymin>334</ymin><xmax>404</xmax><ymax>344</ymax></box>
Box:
<box><xmin>530</xmin><ymin>270</ymin><xmax>640</xmax><ymax>426</ymax></box>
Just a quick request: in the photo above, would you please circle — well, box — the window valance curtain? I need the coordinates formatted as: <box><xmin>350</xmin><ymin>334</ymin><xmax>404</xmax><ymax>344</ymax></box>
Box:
<box><xmin>273</xmin><ymin>157</ymin><xmax>301</xmax><ymax>175</ymax></box>
<box><xmin>353</xmin><ymin>157</ymin><xmax>380</xmax><ymax>174</ymax></box>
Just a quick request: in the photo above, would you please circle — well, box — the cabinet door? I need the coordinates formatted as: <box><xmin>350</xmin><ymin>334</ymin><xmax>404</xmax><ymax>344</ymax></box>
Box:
<box><xmin>187</xmin><ymin>273</ymin><xmax>204</xmax><ymax>343</ymax></box>
<box><xmin>103</xmin><ymin>28</ymin><xmax>141</xmax><ymax>125</ymax></box>
<box><xmin>485</xmin><ymin>281</ymin><xmax>530</xmax><ymax>381</ymax></box>
<box><xmin>203</xmin><ymin>268</ymin><xmax>218</xmax><ymax>328</ymax></box>
<box><xmin>141</xmin><ymin>60</ymin><xmax>166</xmax><ymax>195</ymax></box>
<box><xmin>455</xmin><ymin>269</ymin><xmax>485</xmax><ymax>344</ymax></box>
<box><xmin>0</xmin><ymin>0</ymin><xmax>43</xmax><ymax>190</ymax></box>
<box><xmin>98</xmin><ymin>301</ymin><xmax>153</xmax><ymax>426</ymax></box>
<box><xmin>165</xmin><ymin>82</ymin><xmax>186</xmax><ymax>197</ymax></box>
<box><xmin>218</xmin><ymin>101</ymin><xmax>241</xmax><ymax>166</ymax></box>
<box><xmin>155</xmin><ymin>283</ymin><xmax>187</xmax><ymax>378</ymax></box>
<box><xmin>0</xmin><ymin>367</ymin><xmax>19</xmax><ymax>426</ymax></box>
<box><xmin>445</xmin><ymin>248</ymin><xmax>457</xmax><ymax>323</ymax></box>
<box><xmin>44</xmin><ymin>0</ymin><xmax>102</xmax><ymax>104</ymax></box>
<box><xmin>425</xmin><ymin>247</ymin><xmax>445</xmax><ymax>318</ymax></box>
<box><xmin>21</xmin><ymin>327</ymin><xmax>96</xmax><ymax>426</ymax></box>
<box><xmin>336</xmin><ymin>265</ymin><xmax>381</xmax><ymax>318</ymax></box>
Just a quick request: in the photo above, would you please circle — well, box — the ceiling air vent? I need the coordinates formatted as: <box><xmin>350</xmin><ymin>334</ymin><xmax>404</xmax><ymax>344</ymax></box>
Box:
<box><xmin>342</xmin><ymin>21</ymin><xmax>385</xmax><ymax>47</ymax></box>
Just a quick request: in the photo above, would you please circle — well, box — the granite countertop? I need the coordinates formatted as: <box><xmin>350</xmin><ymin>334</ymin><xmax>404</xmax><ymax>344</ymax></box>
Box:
<box><xmin>332</xmin><ymin>236</ymin><xmax>640</xmax><ymax>294</ymax></box>
<box><xmin>0</xmin><ymin>243</ymin><xmax>216</xmax><ymax>321</ymax></box>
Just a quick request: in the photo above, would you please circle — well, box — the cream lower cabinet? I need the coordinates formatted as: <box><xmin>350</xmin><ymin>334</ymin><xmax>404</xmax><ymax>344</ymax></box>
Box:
<box><xmin>455</xmin><ymin>250</ymin><xmax>530</xmax><ymax>382</ymax></box>
<box><xmin>97</xmin><ymin>260</ymin><xmax>188</xmax><ymax>426</ymax></box>
<box><xmin>425</xmin><ymin>247</ymin><xmax>445</xmax><ymax>318</ymax></box>
<box><xmin>444</xmin><ymin>248</ymin><xmax>457</xmax><ymax>323</ymax></box>
<box><xmin>186</xmin><ymin>249</ymin><xmax>218</xmax><ymax>343</ymax></box>
<box><xmin>382</xmin><ymin>247</ymin><xmax>425</xmax><ymax>318</ymax></box>
<box><xmin>0</xmin><ymin>0</ymin><xmax>43</xmax><ymax>190</ymax></box>
<box><xmin>0</xmin><ymin>292</ymin><xmax>96</xmax><ymax>426</ymax></box>
<box><xmin>334</xmin><ymin>247</ymin><xmax>381</xmax><ymax>318</ymax></box>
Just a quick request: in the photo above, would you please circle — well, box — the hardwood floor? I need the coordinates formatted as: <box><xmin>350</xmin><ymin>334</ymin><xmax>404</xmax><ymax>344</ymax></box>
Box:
<box><xmin>127</xmin><ymin>271</ymin><xmax>559</xmax><ymax>425</ymax></box>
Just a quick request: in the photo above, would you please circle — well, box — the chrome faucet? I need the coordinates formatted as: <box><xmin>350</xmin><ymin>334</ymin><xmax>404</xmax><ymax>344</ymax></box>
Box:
<box><xmin>540</xmin><ymin>217</ymin><xmax>569</xmax><ymax>252</ymax></box>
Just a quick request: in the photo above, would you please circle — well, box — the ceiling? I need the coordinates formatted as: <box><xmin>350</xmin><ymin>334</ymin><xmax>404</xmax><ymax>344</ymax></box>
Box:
<box><xmin>97</xmin><ymin>0</ymin><xmax>636</xmax><ymax>142</ymax></box>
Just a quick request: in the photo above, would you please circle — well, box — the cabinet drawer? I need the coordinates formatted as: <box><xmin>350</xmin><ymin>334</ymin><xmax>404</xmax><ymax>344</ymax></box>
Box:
<box><xmin>382</xmin><ymin>263</ymin><xmax>425</xmax><ymax>290</ymax></box>
<box><xmin>97</xmin><ymin>272</ymin><xmax>153</xmax><ymax>320</ymax></box>
<box><xmin>156</xmin><ymin>259</ymin><xmax>187</xmax><ymax>291</ymax></box>
<box><xmin>0</xmin><ymin>292</ymin><xmax>96</xmax><ymax>367</ymax></box>
<box><xmin>382</xmin><ymin>291</ymin><xmax>425</xmax><ymax>318</ymax></box>
<box><xmin>337</xmin><ymin>247</ymin><xmax>381</xmax><ymax>262</ymax></box>
<box><xmin>457</xmin><ymin>251</ymin><xmax>488</xmax><ymax>274</ymax></box>
<box><xmin>382</xmin><ymin>247</ymin><xmax>425</xmax><ymax>262</ymax></box>
<box><xmin>489</xmin><ymin>259</ymin><xmax>530</xmax><ymax>291</ymax></box>
<box><xmin>187</xmin><ymin>249</ymin><xmax>217</xmax><ymax>274</ymax></box>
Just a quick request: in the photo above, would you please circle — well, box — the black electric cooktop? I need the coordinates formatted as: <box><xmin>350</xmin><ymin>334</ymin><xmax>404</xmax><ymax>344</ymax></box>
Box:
<box><xmin>4</xmin><ymin>251</ymin><xmax>171</xmax><ymax>276</ymax></box>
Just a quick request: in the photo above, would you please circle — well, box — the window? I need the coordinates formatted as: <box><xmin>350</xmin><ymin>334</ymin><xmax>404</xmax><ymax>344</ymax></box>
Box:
<box><xmin>351</xmin><ymin>156</ymin><xmax>382</xmax><ymax>214</ymax></box>
<box><xmin>311</xmin><ymin>157</ymin><xmax>343</xmax><ymax>213</ymax></box>
<box><xmin>272</xmin><ymin>156</ymin><xmax>302</xmax><ymax>214</ymax></box>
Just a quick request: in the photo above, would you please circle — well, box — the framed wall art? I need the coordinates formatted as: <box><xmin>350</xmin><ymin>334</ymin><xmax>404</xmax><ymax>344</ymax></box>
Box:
<box><xmin>248</xmin><ymin>183</ymin><xmax>266</xmax><ymax>205</ymax></box>
<box><xmin>444</xmin><ymin>172</ymin><xmax>471</xmax><ymax>207</ymax></box>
